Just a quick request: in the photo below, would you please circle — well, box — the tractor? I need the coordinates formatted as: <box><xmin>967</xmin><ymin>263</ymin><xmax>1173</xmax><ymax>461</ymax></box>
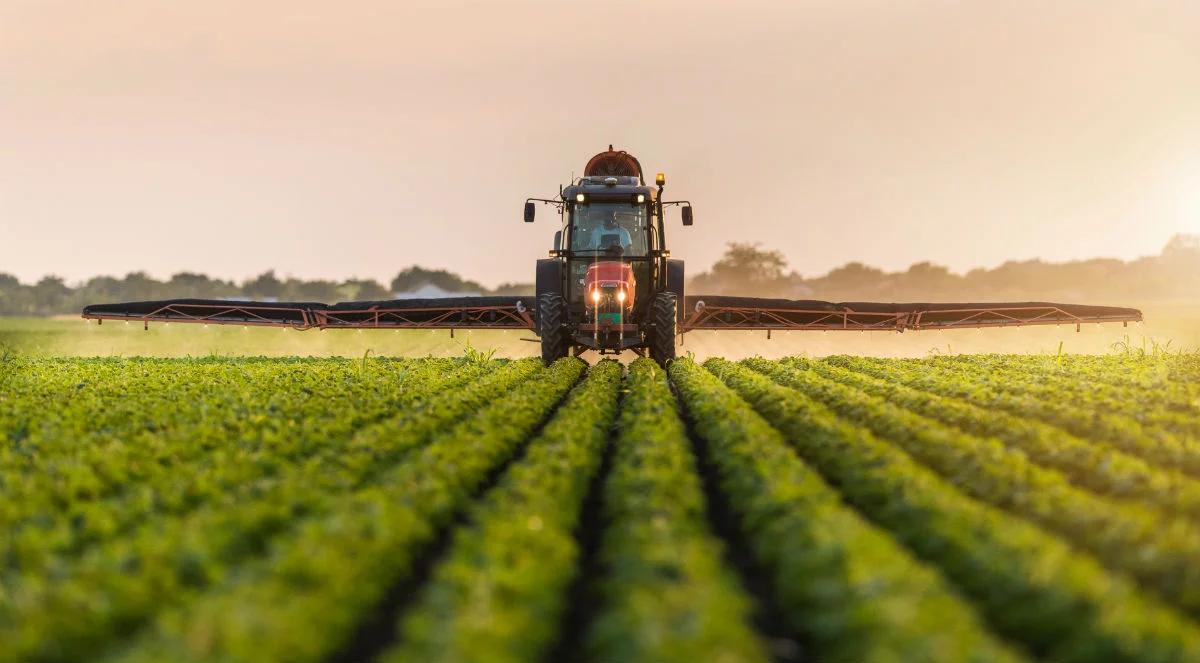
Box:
<box><xmin>524</xmin><ymin>147</ymin><xmax>692</xmax><ymax>365</ymax></box>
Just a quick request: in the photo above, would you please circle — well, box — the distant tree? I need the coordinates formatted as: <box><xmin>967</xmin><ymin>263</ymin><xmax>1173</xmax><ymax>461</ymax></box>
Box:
<box><xmin>390</xmin><ymin>266</ymin><xmax>487</xmax><ymax>295</ymax></box>
<box><xmin>118</xmin><ymin>272</ymin><xmax>167</xmax><ymax>301</ymax></box>
<box><xmin>491</xmin><ymin>281</ymin><xmax>535</xmax><ymax>296</ymax></box>
<box><xmin>286</xmin><ymin>278</ymin><xmax>341</xmax><ymax>303</ymax></box>
<box><xmin>242</xmin><ymin>270</ymin><xmax>285</xmax><ymax>300</ymax></box>
<box><xmin>32</xmin><ymin>277</ymin><xmax>72</xmax><ymax>312</ymax></box>
<box><xmin>1163</xmin><ymin>233</ymin><xmax>1200</xmax><ymax>259</ymax></box>
<box><xmin>168</xmin><ymin>272</ymin><xmax>238</xmax><ymax>299</ymax></box>
<box><xmin>689</xmin><ymin>243</ymin><xmax>797</xmax><ymax>296</ymax></box>
<box><xmin>341</xmin><ymin>278</ymin><xmax>390</xmax><ymax>301</ymax></box>
<box><xmin>709</xmin><ymin>243</ymin><xmax>788</xmax><ymax>283</ymax></box>
<box><xmin>0</xmin><ymin>273</ymin><xmax>30</xmax><ymax>315</ymax></box>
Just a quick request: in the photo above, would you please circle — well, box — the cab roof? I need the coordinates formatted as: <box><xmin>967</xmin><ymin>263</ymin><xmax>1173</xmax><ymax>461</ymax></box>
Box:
<box><xmin>562</xmin><ymin>176</ymin><xmax>656</xmax><ymax>200</ymax></box>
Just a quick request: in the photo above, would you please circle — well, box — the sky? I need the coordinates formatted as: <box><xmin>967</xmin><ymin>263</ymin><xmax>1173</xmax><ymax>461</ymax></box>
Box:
<box><xmin>2</xmin><ymin>0</ymin><xmax>1199</xmax><ymax>288</ymax></box>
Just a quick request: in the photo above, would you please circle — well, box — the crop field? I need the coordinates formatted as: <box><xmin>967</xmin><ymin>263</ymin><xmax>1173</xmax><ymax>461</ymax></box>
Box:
<box><xmin>4</xmin><ymin>352</ymin><xmax>1200</xmax><ymax>662</ymax></box>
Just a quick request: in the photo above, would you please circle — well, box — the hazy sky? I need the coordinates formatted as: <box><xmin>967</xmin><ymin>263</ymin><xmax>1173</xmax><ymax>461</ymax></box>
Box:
<box><xmin>3</xmin><ymin>0</ymin><xmax>1199</xmax><ymax>288</ymax></box>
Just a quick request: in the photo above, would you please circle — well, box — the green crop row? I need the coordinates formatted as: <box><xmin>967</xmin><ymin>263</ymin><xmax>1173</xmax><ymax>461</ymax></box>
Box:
<box><xmin>845</xmin><ymin>356</ymin><xmax>1200</xmax><ymax>480</ymax></box>
<box><xmin>673</xmin><ymin>358</ymin><xmax>1026</xmax><ymax>663</ymax></box>
<box><xmin>6</xmin><ymin>352</ymin><xmax>1200</xmax><ymax>662</ymax></box>
<box><xmin>752</xmin><ymin>357</ymin><xmax>1200</xmax><ymax>615</ymax></box>
<box><xmin>103</xmin><ymin>357</ymin><xmax>586</xmax><ymax>663</ymax></box>
<box><xmin>813</xmin><ymin>356</ymin><xmax>1200</xmax><ymax>521</ymax></box>
<box><xmin>934</xmin><ymin>354</ymin><xmax>1198</xmax><ymax>410</ymax></box>
<box><xmin>926</xmin><ymin>357</ymin><xmax>1200</xmax><ymax>439</ymax></box>
<box><xmin>712</xmin><ymin>359</ymin><xmax>1200</xmax><ymax>663</ymax></box>
<box><xmin>989</xmin><ymin>353</ymin><xmax>1200</xmax><ymax>391</ymax></box>
<box><xmin>0</xmin><ymin>358</ymin><xmax>545</xmax><ymax>663</ymax></box>
<box><xmin>583</xmin><ymin>358</ymin><xmax>768</xmax><ymax>663</ymax></box>
<box><xmin>1</xmin><ymin>358</ymin><xmax>486</xmax><ymax>566</ymax></box>
<box><xmin>380</xmin><ymin>360</ymin><xmax>622</xmax><ymax>663</ymax></box>
<box><xmin>3</xmin><ymin>357</ymin><xmax>416</xmax><ymax>469</ymax></box>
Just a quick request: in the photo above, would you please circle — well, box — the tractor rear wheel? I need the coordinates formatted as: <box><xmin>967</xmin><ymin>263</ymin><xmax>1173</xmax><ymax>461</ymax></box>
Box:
<box><xmin>649</xmin><ymin>292</ymin><xmax>677</xmax><ymax>366</ymax></box>
<box><xmin>537</xmin><ymin>293</ymin><xmax>570</xmax><ymax>365</ymax></box>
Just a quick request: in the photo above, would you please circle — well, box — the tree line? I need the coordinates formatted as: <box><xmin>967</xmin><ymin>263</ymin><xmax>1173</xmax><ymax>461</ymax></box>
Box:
<box><xmin>689</xmin><ymin>234</ymin><xmax>1200</xmax><ymax>304</ymax></box>
<box><xmin>2</xmin><ymin>235</ymin><xmax>1197</xmax><ymax>315</ymax></box>
<box><xmin>0</xmin><ymin>267</ymin><xmax>532</xmax><ymax>316</ymax></box>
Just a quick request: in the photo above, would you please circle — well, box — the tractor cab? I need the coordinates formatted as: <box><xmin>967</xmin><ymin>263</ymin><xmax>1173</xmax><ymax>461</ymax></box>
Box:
<box><xmin>524</xmin><ymin>147</ymin><xmax>692</xmax><ymax>364</ymax></box>
<box><xmin>561</xmin><ymin>175</ymin><xmax>659</xmax><ymax>322</ymax></box>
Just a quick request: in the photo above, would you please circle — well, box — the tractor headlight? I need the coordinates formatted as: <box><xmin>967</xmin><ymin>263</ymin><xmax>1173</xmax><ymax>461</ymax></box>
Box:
<box><xmin>617</xmin><ymin>290</ymin><xmax>626</xmax><ymax>302</ymax></box>
<box><xmin>591</xmin><ymin>289</ymin><xmax>601</xmax><ymax>303</ymax></box>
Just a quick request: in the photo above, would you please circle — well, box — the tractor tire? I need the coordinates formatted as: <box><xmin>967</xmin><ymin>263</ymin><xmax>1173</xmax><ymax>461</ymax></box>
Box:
<box><xmin>649</xmin><ymin>292</ymin><xmax>677</xmax><ymax>366</ymax></box>
<box><xmin>537</xmin><ymin>293</ymin><xmax>570</xmax><ymax>365</ymax></box>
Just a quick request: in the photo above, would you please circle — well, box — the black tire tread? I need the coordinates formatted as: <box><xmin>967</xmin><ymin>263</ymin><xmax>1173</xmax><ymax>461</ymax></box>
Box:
<box><xmin>538</xmin><ymin>293</ymin><xmax>570</xmax><ymax>365</ymax></box>
<box><xmin>649</xmin><ymin>293</ymin><xmax>677</xmax><ymax>366</ymax></box>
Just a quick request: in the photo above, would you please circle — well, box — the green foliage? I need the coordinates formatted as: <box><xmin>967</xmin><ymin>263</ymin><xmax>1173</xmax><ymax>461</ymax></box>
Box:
<box><xmin>811</xmin><ymin>356</ymin><xmax>1200</xmax><ymax>521</ymax></box>
<box><xmin>382</xmin><ymin>360</ymin><xmax>621</xmax><ymax>663</ymax></box>
<box><xmin>585</xmin><ymin>358</ymin><xmax>768</xmax><ymax>663</ymax></box>
<box><xmin>707</xmin><ymin>358</ymin><xmax>1200</xmax><ymax>662</ymax></box>
<box><xmin>0</xmin><ymin>357</ymin><xmax>540</xmax><ymax>662</ymax></box>
<box><xmin>460</xmin><ymin>339</ymin><xmax>498</xmax><ymax>365</ymax></box>
<box><xmin>109</xmin><ymin>357</ymin><xmax>586</xmax><ymax>663</ymax></box>
<box><xmin>753</xmin><ymin>357</ymin><xmax>1200</xmax><ymax>616</ymax></box>
<box><xmin>6</xmin><ymin>354</ymin><xmax>1200</xmax><ymax>662</ymax></box>
<box><xmin>841</xmin><ymin>355</ymin><xmax>1200</xmax><ymax>480</ymax></box>
<box><xmin>673</xmin><ymin>358</ymin><xmax>1026</xmax><ymax>663</ymax></box>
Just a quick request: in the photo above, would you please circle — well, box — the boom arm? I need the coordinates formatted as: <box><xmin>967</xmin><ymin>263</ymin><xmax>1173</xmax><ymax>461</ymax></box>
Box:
<box><xmin>681</xmin><ymin>296</ymin><xmax>1142</xmax><ymax>332</ymax></box>
<box><xmin>82</xmin><ymin>297</ymin><xmax>534</xmax><ymax>330</ymax></box>
<box><xmin>82</xmin><ymin>296</ymin><xmax>1141</xmax><ymax>333</ymax></box>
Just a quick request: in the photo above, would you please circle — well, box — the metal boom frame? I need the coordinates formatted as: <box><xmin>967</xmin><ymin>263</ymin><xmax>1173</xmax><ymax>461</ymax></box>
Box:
<box><xmin>82</xmin><ymin>298</ymin><xmax>1141</xmax><ymax>334</ymax></box>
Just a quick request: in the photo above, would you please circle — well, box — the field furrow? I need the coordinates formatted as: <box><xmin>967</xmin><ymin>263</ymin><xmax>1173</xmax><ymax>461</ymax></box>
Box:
<box><xmin>581</xmin><ymin>358</ymin><xmax>768</xmax><ymax>663</ymax></box>
<box><xmin>936</xmin><ymin>355</ymin><xmax>1199</xmax><ymax>408</ymax></box>
<box><xmin>928</xmin><ymin>357</ymin><xmax>1200</xmax><ymax>438</ymax></box>
<box><xmin>812</xmin><ymin>356</ymin><xmax>1200</xmax><ymax>520</ymax></box>
<box><xmin>844</xmin><ymin>356</ymin><xmax>1200</xmax><ymax>479</ymax></box>
<box><xmin>5</xmin><ymin>352</ymin><xmax>1200</xmax><ymax>662</ymax></box>
<box><xmin>0</xmin><ymin>358</ymin><xmax>545</xmax><ymax>663</ymax></box>
<box><xmin>673</xmin><ymin>358</ymin><xmax>1027</xmax><ymax>663</ymax></box>
<box><xmin>378</xmin><ymin>360</ymin><xmax>622</xmax><ymax>663</ymax></box>
<box><xmin>749</xmin><ymin>357</ymin><xmax>1200</xmax><ymax>614</ymax></box>
<box><xmin>99</xmin><ymin>357</ymin><xmax>585</xmax><ymax>663</ymax></box>
<box><xmin>0</xmin><ymin>359</ymin><xmax>488</xmax><ymax>565</ymax></box>
<box><xmin>710</xmin><ymin>359</ymin><xmax>1200</xmax><ymax>662</ymax></box>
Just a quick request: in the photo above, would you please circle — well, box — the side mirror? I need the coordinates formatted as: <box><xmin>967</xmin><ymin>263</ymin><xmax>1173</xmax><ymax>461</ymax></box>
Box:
<box><xmin>681</xmin><ymin>205</ymin><xmax>694</xmax><ymax>226</ymax></box>
<box><xmin>524</xmin><ymin>201</ymin><xmax>536</xmax><ymax>223</ymax></box>
<box><xmin>553</xmin><ymin>230</ymin><xmax>562</xmax><ymax>251</ymax></box>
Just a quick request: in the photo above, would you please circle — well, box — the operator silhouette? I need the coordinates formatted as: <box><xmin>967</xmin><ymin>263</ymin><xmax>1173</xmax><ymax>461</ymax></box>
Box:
<box><xmin>592</xmin><ymin>211</ymin><xmax>633</xmax><ymax>254</ymax></box>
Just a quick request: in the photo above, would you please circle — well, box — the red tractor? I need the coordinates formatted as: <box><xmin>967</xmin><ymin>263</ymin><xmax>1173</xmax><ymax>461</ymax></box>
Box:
<box><xmin>524</xmin><ymin>147</ymin><xmax>692</xmax><ymax>364</ymax></box>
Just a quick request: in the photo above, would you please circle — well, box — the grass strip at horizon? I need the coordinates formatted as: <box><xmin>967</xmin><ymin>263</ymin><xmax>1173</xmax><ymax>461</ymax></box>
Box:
<box><xmin>671</xmin><ymin>358</ymin><xmax>1027</xmax><ymax>663</ymax></box>
<box><xmin>809</xmin><ymin>357</ymin><xmax>1200</xmax><ymax>522</ymax></box>
<box><xmin>920</xmin><ymin>356</ymin><xmax>1200</xmax><ymax>439</ymax></box>
<box><xmin>843</xmin><ymin>356</ymin><xmax>1200</xmax><ymax>480</ymax></box>
<box><xmin>0</xmin><ymin>358</ymin><xmax>487</xmax><ymax>561</ymax></box>
<box><xmin>710</xmin><ymin>359</ymin><xmax>1200</xmax><ymax>663</ymax></box>
<box><xmin>97</xmin><ymin>358</ymin><xmax>586</xmax><ymax>663</ymax></box>
<box><xmin>378</xmin><ymin>360</ymin><xmax>622</xmax><ymax>663</ymax></box>
<box><xmin>749</xmin><ymin>357</ymin><xmax>1200</xmax><ymax>617</ymax></box>
<box><xmin>582</xmin><ymin>358</ymin><xmax>769</xmax><ymax>663</ymax></box>
<box><xmin>0</xmin><ymin>358</ymin><xmax>545</xmax><ymax>663</ymax></box>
